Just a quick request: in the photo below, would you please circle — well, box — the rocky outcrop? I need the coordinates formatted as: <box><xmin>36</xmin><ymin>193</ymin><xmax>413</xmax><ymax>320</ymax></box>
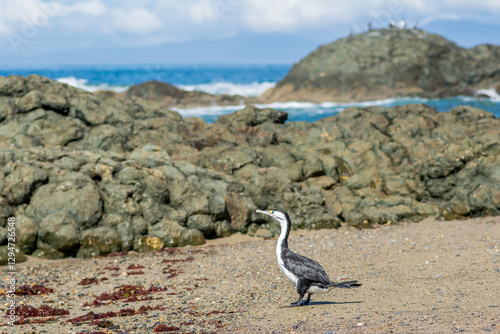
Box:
<box><xmin>260</xmin><ymin>29</ymin><xmax>500</xmax><ymax>102</ymax></box>
<box><xmin>96</xmin><ymin>80</ymin><xmax>254</xmax><ymax>109</ymax></box>
<box><xmin>0</xmin><ymin>75</ymin><xmax>499</xmax><ymax>260</ymax></box>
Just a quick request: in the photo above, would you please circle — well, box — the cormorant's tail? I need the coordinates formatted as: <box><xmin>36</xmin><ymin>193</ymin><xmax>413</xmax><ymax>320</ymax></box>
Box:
<box><xmin>331</xmin><ymin>280</ymin><xmax>361</xmax><ymax>289</ymax></box>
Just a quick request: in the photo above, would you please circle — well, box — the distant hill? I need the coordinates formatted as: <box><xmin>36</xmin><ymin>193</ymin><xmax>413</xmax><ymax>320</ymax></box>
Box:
<box><xmin>0</xmin><ymin>34</ymin><xmax>317</xmax><ymax>66</ymax></box>
<box><xmin>259</xmin><ymin>28</ymin><xmax>500</xmax><ymax>102</ymax></box>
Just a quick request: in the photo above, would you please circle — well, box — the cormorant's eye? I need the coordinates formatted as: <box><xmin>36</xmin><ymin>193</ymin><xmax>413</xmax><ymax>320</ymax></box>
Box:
<box><xmin>270</xmin><ymin>210</ymin><xmax>274</xmax><ymax>214</ymax></box>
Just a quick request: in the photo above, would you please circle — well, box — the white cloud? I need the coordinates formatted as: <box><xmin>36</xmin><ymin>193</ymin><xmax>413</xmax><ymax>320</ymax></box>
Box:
<box><xmin>0</xmin><ymin>0</ymin><xmax>106</xmax><ymax>36</ymax></box>
<box><xmin>188</xmin><ymin>0</ymin><xmax>218</xmax><ymax>24</ymax></box>
<box><xmin>59</xmin><ymin>0</ymin><xmax>107</xmax><ymax>17</ymax></box>
<box><xmin>0</xmin><ymin>0</ymin><xmax>60</xmax><ymax>34</ymax></box>
<box><xmin>419</xmin><ymin>14</ymin><xmax>460</xmax><ymax>27</ymax></box>
<box><xmin>110</xmin><ymin>7</ymin><xmax>163</xmax><ymax>34</ymax></box>
<box><xmin>240</xmin><ymin>0</ymin><xmax>356</xmax><ymax>32</ymax></box>
<box><xmin>156</xmin><ymin>0</ymin><xmax>186</xmax><ymax>14</ymax></box>
<box><xmin>237</xmin><ymin>0</ymin><xmax>500</xmax><ymax>32</ymax></box>
<box><xmin>1</xmin><ymin>0</ymin><xmax>500</xmax><ymax>53</ymax></box>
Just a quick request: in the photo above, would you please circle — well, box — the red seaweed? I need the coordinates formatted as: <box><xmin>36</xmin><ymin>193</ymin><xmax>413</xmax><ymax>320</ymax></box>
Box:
<box><xmin>154</xmin><ymin>324</ymin><xmax>181</xmax><ymax>332</ymax></box>
<box><xmin>162</xmin><ymin>268</ymin><xmax>183</xmax><ymax>279</ymax></box>
<box><xmin>12</xmin><ymin>316</ymin><xmax>60</xmax><ymax>325</ymax></box>
<box><xmin>104</xmin><ymin>266</ymin><xmax>120</xmax><ymax>271</ymax></box>
<box><xmin>67</xmin><ymin>305</ymin><xmax>166</xmax><ymax>324</ymax></box>
<box><xmin>93</xmin><ymin>319</ymin><xmax>114</xmax><ymax>328</ymax></box>
<box><xmin>78</xmin><ymin>277</ymin><xmax>108</xmax><ymax>285</ymax></box>
<box><xmin>127</xmin><ymin>264</ymin><xmax>145</xmax><ymax>269</ymax></box>
<box><xmin>162</xmin><ymin>257</ymin><xmax>194</xmax><ymax>264</ymax></box>
<box><xmin>13</xmin><ymin>305</ymin><xmax>69</xmax><ymax>318</ymax></box>
<box><xmin>82</xmin><ymin>284</ymin><xmax>166</xmax><ymax>306</ymax></box>
<box><xmin>127</xmin><ymin>270</ymin><xmax>145</xmax><ymax>275</ymax></box>
<box><xmin>10</xmin><ymin>305</ymin><xmax>69</xmax><ymax>324</ymax></box>
<box><xmin>14</xmin><ymin>284</ymin><xmax>54</xmax><ymax>296</ymax></box>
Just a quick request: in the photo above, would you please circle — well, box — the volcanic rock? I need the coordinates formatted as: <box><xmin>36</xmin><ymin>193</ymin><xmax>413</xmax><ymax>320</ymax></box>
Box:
<box><xmin>0</xmin><ymin>74</ymin><xmax>499</xmax><ymax>260</ymax></box>
<box><xmin>261</xmin><ymin>29</ymin><xmax>500</xmax><ymax>102</ymax></box>
<box><xmin>117</xmin><ymin>80</ymin><xmax>250</xmax><ymax>108</ymax></box>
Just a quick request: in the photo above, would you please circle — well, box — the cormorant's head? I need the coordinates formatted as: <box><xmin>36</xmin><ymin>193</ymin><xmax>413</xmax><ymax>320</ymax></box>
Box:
<box><xmin>256</xmin><ymin>209</ymin><xmax>290</xmax><ymax>228</ymax></box>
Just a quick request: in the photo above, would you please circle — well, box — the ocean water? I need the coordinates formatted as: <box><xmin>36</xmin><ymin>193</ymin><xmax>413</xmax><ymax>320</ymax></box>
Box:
<box><xmin>2</xmin><ymin>65</ymin><xmax>499</xmax><ymax>123</ymax></box>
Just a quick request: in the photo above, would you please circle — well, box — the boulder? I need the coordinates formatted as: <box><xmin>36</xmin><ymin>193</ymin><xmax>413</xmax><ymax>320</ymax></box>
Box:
<box><xmin>0</xmin><ymin>227</ymin><xmax>5</xmax><ymax>244</ymax></box>
<box><xmin>217</xmin><ymin>105</ymin><xmax>288</xmax><ymax>126</ymax></box>
<box><xmin>303</xmin><ymin>156</ymin><xmax>325</xmax><ymax>179</ymax></box>
<box><xmin>3</xmin><ymin>164</ymin><xmax>48</xmax><ymax>205</ymax></box>
<box><xmin>260</xmin><ymin>146</ymin><xmax>296</xmax><ymax>169</ymax></box>
<box><xmin>0</xmin><ymin>197</ymin><xmax>13</xmax><ymax>227</ymax></box>
<box><xmin>124</xmin><ymin>80</ymin><xmax>248</xmax><ymax>109</ymax></box>
<box><xmin>76</xmin><ymin>226</ymin><xmax>121</xmax><ymax>258</ymax></box>
<box><xmin>148</xmin><ymin>219</ymin><xmax>184</xmax><ymax>247</ymax></box>
<box><xmin>225</xmin><ymin>192</ymin><xmax>253</xmax><ymax>230</ymax></box>
<box><xmin>31</xmin><ymin>239</ymin><xmax>66</xmax><ymax>259</ymax></box>
<box><xmin>0</xmin><ymin>75</ymin><xmax>27</xmax><ymax>97</ymax></box>
<box><xmin>180</xmin><ymin>228</ymin><xmax>206</xmax><ymax>247</ymax></box>
<box><xmin>29</xmin><ymin>180</ymin><xmax>102</xmax><ymax>229</ymax></box>
<box><xmin>168</xmin><ymin>180</ymin><xmax>210</xmax><ymax>216</ymax></box>
<box><xmin>186</xmin><ymin>214</ymin><xmax>215</xmax><ymax>238</ymax></box>
<box><xmin>38</xmin><ymin>212</ymin><xmax>79</xmax><ymax>253</ymax></box>
<box><xmin>134</xmin><ymin>236</ymin><xmax>164</xmax><ymax>253</ymax></box>
<box><xmin>26</xmin><ymin>112</ymin><xmax>83</xmax><ymax>146</ymax></box>
<box><xmin>14</xmin><ymin>215</ymin><xmax>37</xmax><ymax>254</ymax></box>
<box><xmin>148</xmin><ymin>218</ymin><xmax>206</xmax><ymax>247</ymax></box>
<box><xmin>214</xmin><ymin>220</ymin><xmax>232</xmax><ymax>238</ymax></box>
<box><xmin>0</xmin><ymin>245</ymin><xmax>27</xmax><ymax>265</ymax></box>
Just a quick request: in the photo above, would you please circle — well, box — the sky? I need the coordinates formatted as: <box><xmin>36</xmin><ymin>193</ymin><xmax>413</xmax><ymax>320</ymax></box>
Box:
<box><xmin>1</xmin><ymin>0</ymin><xmax>500</xmax><ymax>64</ymax></box>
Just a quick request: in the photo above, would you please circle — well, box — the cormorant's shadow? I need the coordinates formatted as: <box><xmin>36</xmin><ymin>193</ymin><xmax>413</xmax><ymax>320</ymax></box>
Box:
<box><xmin>280</xmin><ymin>300</ymin><xmax>362</xmax><ymax>308</ymax></box>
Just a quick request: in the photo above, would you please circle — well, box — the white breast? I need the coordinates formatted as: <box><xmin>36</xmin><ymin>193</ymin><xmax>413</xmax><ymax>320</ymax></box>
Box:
<box><xmin>276</xmin><ymin>245</ymin><xmax>298</xmax><ymax>284</ymax></box>
<box><xmin>307</xmin><ymin>285</ymin><xmax>330</xmax><ymax>294</ymax></box>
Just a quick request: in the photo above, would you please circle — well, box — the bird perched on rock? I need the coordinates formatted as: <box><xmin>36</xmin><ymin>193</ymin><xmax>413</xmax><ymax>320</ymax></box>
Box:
<box><xmin>256</xmin><ymin>209</ymin><xmax>361</xmax><ymax>306</ymax></box>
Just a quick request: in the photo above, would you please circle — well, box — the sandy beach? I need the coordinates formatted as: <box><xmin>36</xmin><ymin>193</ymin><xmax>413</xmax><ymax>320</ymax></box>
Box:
<box><xmin>2</xmin><ymin>216</ymin><xmax>499</xmax><ymax>333</ymax></box>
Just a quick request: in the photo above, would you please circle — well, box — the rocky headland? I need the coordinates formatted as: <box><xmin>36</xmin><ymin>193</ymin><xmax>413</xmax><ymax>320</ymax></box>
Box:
<box><xmin>1</xmin><ymin>74</ymin><xmax>499</xmax><ymax>262</ymax></box>
<box><xmin>260</xmin><ymin>28</ymin><xmax>500</xmax><ymax>102</ymax></box>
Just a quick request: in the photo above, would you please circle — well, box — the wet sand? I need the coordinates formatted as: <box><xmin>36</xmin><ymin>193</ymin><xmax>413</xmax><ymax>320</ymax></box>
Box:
<box><xmin>2</xmin><ymin>216</ymin><xmax>499</xmax><ymax>333</ymax></box>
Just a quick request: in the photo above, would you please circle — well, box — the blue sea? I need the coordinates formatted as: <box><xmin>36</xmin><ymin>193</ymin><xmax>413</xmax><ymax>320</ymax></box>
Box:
<box><xmin>2</xmin><ymin>65</ymin><xmax>500</xmax><ymax>123</ymax></box>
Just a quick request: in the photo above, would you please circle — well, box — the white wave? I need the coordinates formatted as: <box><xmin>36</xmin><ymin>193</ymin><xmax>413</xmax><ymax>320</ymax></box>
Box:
<box><xmin>172</xmin><ymin>96</ymin><xmax>435</xmax><ymax>120</ymax></box>
<box><xmin>255</xmin><ymin>97</ymin><xmax>421</xmax><ymax>110</ymax></box>
<box><xmin>172</xmin><ymin>105</ymin><xmax>242</xmax><ymax>118</ymax></box>
<box><xmin>255</xmin><ymin>101</ymin><xmax>319</xmax><ymax>109</ymax></box>
<box><xmin>56</xmin><ymin>76</ymin><xmax>129</xmax><ymax>93</ymax></box>
<box><xmin>179</xmin><ymin>81</ymin><xmax>275</xmax><ymax>97</ymax></box>
<box><xmin>475</xmin><ymin>88</ymin><xmax>500</xmax><ymax>102</ymax></box>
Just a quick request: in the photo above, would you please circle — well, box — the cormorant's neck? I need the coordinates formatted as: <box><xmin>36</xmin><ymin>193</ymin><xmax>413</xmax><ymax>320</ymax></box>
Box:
<box><xmin>277</xmin><ymin>218</ymin><xmax>291</xmax><ymax>250</ymax></box>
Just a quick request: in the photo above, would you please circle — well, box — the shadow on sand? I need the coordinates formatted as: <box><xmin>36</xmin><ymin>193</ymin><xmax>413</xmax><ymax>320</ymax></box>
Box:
<box><xmin>280</xmin><ymin>300</ymin><xmax>363</xmax><ymax>308</ymax></box>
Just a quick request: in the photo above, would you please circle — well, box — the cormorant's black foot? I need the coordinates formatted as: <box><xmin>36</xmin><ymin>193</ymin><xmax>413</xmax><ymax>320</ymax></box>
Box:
<box><xmin>290</xmin><ymin>295</ymin><xmax>304</xmax><ymax>307</ymax></box>
<box><xmin>302</xmin><ymin>293</ymin><xmax>312</xmax><ymax>305</ymax></box>
<box><xmin>291</xmin><ymin>295</ymin><xmax>311</xmax><ymax>307</ymax></box>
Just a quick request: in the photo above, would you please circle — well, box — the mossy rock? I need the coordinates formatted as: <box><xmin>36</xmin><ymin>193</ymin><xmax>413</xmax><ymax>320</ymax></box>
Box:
<box><xmin>134</xmin><ymin>236</ymin><xmax>164</xmax><ymax>253</ymax></box>
<box><xmin>31</xmin><ymin>239</ymin><xmax>66</xmax><ymax>260</ymax></box>
<box><xmin>76</xmin><ymin>226</ymin><xmax>121</xmax><ymax>258</ymax></box>
<box><xmin>0</xmin><ymin>245</ymin><xmax>27</xmax><ymax>265</ymax></box>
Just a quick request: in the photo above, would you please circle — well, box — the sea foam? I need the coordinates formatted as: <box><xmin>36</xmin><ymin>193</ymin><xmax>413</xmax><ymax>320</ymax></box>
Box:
<box><xmin>57</xmin><ymin>76</ymin><xmax>129</xmax><ymax>93</ymax></box>
<box><xmin>179</xmin><ymin>81</ymin><xmax>275</xmax><ymax>97</ymax></box>
<box><xmin>475</xmin><ymin>88</ymin><xmax>500</xmax><ymax>102</ymax></box>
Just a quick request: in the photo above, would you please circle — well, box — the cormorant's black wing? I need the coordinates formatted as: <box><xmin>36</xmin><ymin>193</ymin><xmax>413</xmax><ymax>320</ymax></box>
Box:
<box><xmin>282</xmin><ymin>249</ymin><xmax>332</xmax><ymax>285</ymax></box>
